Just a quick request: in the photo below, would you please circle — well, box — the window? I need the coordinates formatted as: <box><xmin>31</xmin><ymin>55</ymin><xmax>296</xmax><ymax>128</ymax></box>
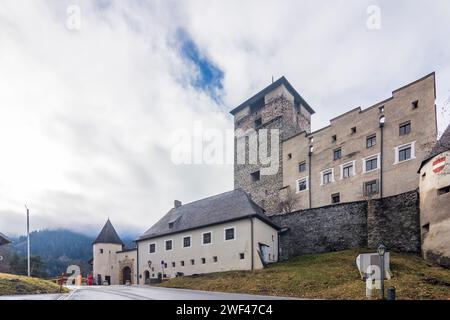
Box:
<box><xmin>287</xmin><ymin>153</ymin><xmax>292</xmax><ymax>160</ymax></box>
<box><xmin>342</xmin><ymin>162</ymin><xmax>354</xmax><ymax>179</ymax></box>
<box><xmin>164</xmin><ymin>263</ymin><xmax>167</xmax><ymax>268</ymax></box>
<box><xmin>399</xmin><ymin>121</ymin><xmax>411</xmax><ymax>135</ymax></box>
<box><xmin>183</xmin><ymin>236</ymin><xmax>191</xmax><ymax>248</ymax></box>
<box><xmin>254</xmin><ymin>117</ymin><xmax>262</xmax><ymax>127</ymax></box>
<box><xmin>165</xmin><ymin>240</ymin><xmax>173</xmax><ymax>251</ymax></box>
<box><xmin>394</xmin><ymin>142</ymin><xmax>416</xmax><ymax>164</ymax></box>
<box><xmin>99</xmin><ymin>249</ymin><xmax>104</xmax><ymax>254</ymax></box>
<box><xmin>333</xmin><ymin>148</ymin><xmax>342</xmax><ymax>160</ymax></box>
<box><xmin>168</xmin><ymin>222</ymin><xmax>174</xmax><ymax>229</ymax></box>
<box><xmin>297</xmin><ymin>177</ymin><xmax>308</xmax><ymax>192</ymax></box>
<box><xmin>251</xmin><ymin>170</ymin><xmax>261</xmax><ymax>182</ymax></box>
<box><xmin>331</xmin><ymin>193</ymin><xmax>340</xmax><ymax>204</ymax></box>
<box><xmin>438</xmin><ymin>186</ymin><xmax>450</xmax><ymax>195</ymax></box>
<box><xmin>422</xmin><ymin>223</ymin><xmax>430</xmax><ymax>234</ymax></box>
<box><xmin>190</xmin><ymin>259</ymin><xmax>195</xmax><ymax>265</ymax></box>
<box><xmin>412</xmin><ymin>100</ymin><xmax>419</xmax><ymax>109</ymax></box>
<box><xmin>366</xmin><ymin>135</ymin><xmax>376</xmax><ymax>148</ymax></box>
<box><xmin>213</xmin><ymin>256</ymin><xmax>218</xmax><ymax>263</ymax></box>
<box><xmin>399</xmin><ymin>146</ymin><xmax>411</xmax><ymax>162</ymax></box>
<box><xmin>364</xmin><ymin>180</ymin><xmax>379</xmax><ymax>196</ymax></box>
<box><xmin>364</xmin><ymin>155</ymin><xmax>379</xmax><ymax>172</ymax></box>
<box><xmin>379</xmin><ymin>106</ymin><xmax>384</xmax><ymax>113</ymax></box>
<box><xmin>351</xmin><ymin>127</ymin><xmax>356</xmax><ymax>134</ymax></box>
<box><xmin>322</xmin><ymin>169</ymin><xmax>333</xmax><ymax>185</ymax></box>
<box><xmin>239</xmin><ymin>253</ymin><xmax>245</xmax><ymax>260</ymax></box>
<box><xmin>201</xmin><ymin>258</ymin><xmax>206</xmax><ymax>264</ymax></box>
<box><xmin>202</xmin><ymin>232</ymin><xmax>212</xmax><ymax>245</ymax></box>
<box><xmin>332</xmin><ymin>135</ymin><xmax>337</xmax><ymax>142</ymax></box>
<box><xmin>149</xmin><ymin>243</ymin><xmax>156</xmax><ymax>254</ymax></box>
<box><xmin>172</xmin><ymin>262</ymin><xmax>176</xmax><ymax>268</ymax></box>
<box><xmin>225</xmin><ymin>228</ymin><xmax>235</xmax><ymax>241</ymax></box>
<box><xmin>298</xmin><ymin>161</ymin><xmax>306</xmax><ymax>172</ymax></box>
<box><xmin>181</xmin><ymin>261</ymin><xmax>185</xmax><ymax>267</ymax></box>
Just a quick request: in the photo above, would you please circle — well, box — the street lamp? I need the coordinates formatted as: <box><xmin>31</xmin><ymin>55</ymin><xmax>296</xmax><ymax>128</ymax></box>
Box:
<box><xmin>379</xmin><ymin>115</ymin><xmax>386</xmax><ymax>198</ymax></box>
<box><xmin>377</xmin><ymin>244</ymin><xmax>386</xmax><ymax>299</ymax></box>
<box><xmin>161</xmin><ymin>260</ymin><xmax>165</xmax><ymax>280</ymax></box>
<box><xmin>25</xmin><ymin>205</ymin><xmax>31</xmax><ymax>277</ymax></box>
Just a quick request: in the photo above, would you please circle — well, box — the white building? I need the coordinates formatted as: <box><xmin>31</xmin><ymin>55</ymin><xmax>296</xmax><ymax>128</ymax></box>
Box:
<box><xmin>135</xmin><ymin>189</ymin><xmax>281</xmax><ymax>283</ymax></box>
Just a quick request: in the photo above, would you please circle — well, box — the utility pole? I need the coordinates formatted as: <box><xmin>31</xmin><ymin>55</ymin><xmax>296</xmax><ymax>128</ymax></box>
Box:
<box><xmin>25</xmin><ymin>205</ymin><xmax>30</xmax><ymax>277</ymax></box>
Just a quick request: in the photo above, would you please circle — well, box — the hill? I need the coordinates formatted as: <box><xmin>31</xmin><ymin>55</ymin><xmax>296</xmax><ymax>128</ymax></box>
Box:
<box><xmin>0</xmin><ymin>273</ymin><xmax>69</xmax><ymax>296</ymax></box>
<box><xmin>159</xmin><ymin>249</ymin><xmax>450</xmax><ymax>300</ymax></box>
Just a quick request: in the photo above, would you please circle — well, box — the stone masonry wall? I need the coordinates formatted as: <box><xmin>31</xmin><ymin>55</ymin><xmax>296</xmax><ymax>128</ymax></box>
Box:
<box><xmin>270</xmin><ymin>190</ymin><xmax>420</xmax><ymax>260</ymax></box>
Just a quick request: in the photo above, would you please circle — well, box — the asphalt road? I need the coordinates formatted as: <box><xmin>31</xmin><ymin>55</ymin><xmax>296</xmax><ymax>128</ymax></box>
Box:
<box><xmin>0</xmin><ymin>285</ymin><xmax>292</xmax><ymax>300</ymax></box>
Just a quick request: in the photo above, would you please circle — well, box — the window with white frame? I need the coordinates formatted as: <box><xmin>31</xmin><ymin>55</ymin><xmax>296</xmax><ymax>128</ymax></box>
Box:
<box><xmin>149</xmin><ymin>243</ymin><xmax>156</xmax><ymax>254</ymax></box>
<box><xmin>321</xmin><ymin>169</ymin><xmax>334</xmax><ymax>185</ymax></box>
<box><xmin>224</xmin><ymin>227</ymin><xmax>235</xmax><ymax>241</ymax></box>
<box><xmin>340</xmin><ymin>161</ymin><xmax>356</xmax><ymax>179</ymax></box>
<box><xmin>296</xmin><ymin>177</ymin><xmax>308</xmax><ymax>192</ymax></box>
<box><xmin>182</xmin><ymin>236</ymin><xmax>191</xmax><ymax>248</ymax></box>
<box><xmin>363</xmin><ymin>154</ymin><xmax>380</xmax><ymax>173</ymax></box>
<box><xmin>394</xmin><ymin>141</ymin><xmax>416</xmax><ymax>164</ymax></box>
<box><xmin>202</xmin><ymin>232</ymin><xmax>212</xmax><ymax>245</ymax></box>
<box><xmin>165</xmin><ymin>240</ymin><xmax>173</xmax><ymax>251</ymax></box>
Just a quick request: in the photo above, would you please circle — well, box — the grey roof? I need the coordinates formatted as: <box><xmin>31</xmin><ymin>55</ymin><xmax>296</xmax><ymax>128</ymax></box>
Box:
<box><xmin>138</xmin><ymin>189</ymin><xmax>280</xmax><ymax>241</ymax></box>
<box><xmin>0</xmin><ymin>232</ymin><xmax>11</xmax><ymax>246</ymax></box>
<box><xmin>229</xmin><ymin>76</ymin><xmax>315</xmax><ymax>116</ymax></box>
<box><xmin>419</xmin><ymin>124</ymin><xmax>450</xmax><ymax>171</ymax></box>
<box><xmin>93</xmin><ymin>219</ymin><xmax>124</xmax><ymax>245</ymax></box>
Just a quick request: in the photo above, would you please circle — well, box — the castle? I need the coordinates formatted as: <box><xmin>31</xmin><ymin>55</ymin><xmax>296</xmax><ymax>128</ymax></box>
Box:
<box><xmin>92</xmin><ymin>72</ymin><xmax>449</xmax><ymax>285</ymax></box>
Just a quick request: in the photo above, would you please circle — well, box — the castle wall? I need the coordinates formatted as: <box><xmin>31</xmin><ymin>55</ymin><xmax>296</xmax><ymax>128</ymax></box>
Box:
<box><xmin>271</xmin><ymin>190</ymin><xmax>420</xmax><ymax>260</ymax></box>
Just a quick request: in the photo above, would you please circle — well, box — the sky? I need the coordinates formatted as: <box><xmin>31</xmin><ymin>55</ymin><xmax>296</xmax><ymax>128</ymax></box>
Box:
<box><xmin>0</xmin><ymin>0</ymin><xmax>449</xmax><ymax>237</ymax></box>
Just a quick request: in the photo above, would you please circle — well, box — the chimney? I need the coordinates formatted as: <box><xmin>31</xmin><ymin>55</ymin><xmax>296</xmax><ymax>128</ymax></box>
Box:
<box><xmin>174</xmin><ymin>200</ymin><xmax>182</xmax><ymax>208</ymax></box>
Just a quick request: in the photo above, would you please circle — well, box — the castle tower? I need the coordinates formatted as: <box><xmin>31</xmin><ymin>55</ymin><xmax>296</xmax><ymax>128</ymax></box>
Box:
<box><xmin>92</xmin><ymin>219</ymin><xmax>124</xmax><ymax>285</ymax></box>
<box><xmin>230</xmin><ymin>77</ymin><xmax>315</xmax><ymax>213</ymax></box>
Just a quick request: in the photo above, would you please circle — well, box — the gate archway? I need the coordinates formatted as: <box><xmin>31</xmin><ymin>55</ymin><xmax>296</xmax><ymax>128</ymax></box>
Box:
<box><xmin>122</xmin><ymin>266</ymin><xmax>132</xmax><ymax>285</ymax></box>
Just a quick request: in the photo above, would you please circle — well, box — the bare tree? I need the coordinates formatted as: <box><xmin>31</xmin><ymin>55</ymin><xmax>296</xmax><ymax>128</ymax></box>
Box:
<box><xmin>277</xmin><ymin>188</ymin><xmax>298</xmax><ymax>213</ymax></box>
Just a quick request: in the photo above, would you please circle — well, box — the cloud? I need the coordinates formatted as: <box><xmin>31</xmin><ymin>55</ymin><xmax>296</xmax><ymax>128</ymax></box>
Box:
<box><xmin>0</xmin><ymin>0</ymin><xmax>449</xmax><ymax>236</ymax></box>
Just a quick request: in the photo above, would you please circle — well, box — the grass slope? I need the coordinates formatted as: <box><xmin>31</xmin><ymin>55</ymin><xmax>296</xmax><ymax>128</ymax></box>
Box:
<box><xmin>0</xmin><ymin>273</ymin><xmax>69</xmax><ymax>296</ymax></box>
<box><xmin>159</xmin><ymin>249</ymin><xmax>450</xmax><ymax>300</ymax></box>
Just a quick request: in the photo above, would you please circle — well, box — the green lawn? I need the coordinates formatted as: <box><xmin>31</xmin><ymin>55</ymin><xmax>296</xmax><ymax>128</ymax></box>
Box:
<box><xmin>0</xmin><ymin>273</ymin><xmax>69</xmax><ymax>296</ymax></box>
<box><xmin>158</xmin><ymin>249</ymin><xmax>450</xmax><ymax>300</ymax></box>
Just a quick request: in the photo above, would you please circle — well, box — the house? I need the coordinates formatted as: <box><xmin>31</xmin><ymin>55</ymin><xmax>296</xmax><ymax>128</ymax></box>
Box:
<box><xmin>0</xmin><ymin>232</ymin><xmax>10</xmax><ymax>246</ymax></box>
<box><xmin>419</xmin><ymin>124</ymin><xmax>450</xmax><ymax>267</ymax></box>
<box><xmin>135</xmin><ymin>188</ymin><xmax>281</xmax><ymax>282</ymax></box>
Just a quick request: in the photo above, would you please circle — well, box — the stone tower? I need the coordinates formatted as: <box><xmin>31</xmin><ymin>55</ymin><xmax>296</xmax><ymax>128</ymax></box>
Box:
<box><xmin>230</xmin><ymin>77</ymin><xmax>315</xmax><ymax>213</ymax></box>
<box><xmin>92</xmin><ymin>219</ymin><xmax>124</xmax><ymax>285</ymax></box>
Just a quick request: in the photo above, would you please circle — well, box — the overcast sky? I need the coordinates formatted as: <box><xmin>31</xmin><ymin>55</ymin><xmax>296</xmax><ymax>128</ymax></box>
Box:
<box><xmin>1</xmin><ymin>0</ymin><xmax>449</xmax><ymax>237</ymax></box>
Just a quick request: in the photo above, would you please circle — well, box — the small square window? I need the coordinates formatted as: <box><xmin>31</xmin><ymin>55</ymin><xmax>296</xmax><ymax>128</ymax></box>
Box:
<box><xmin>412</xmin><ymin>100</ymin><xmax>419</xmax><ymax>109</ymax></box>
<box><xmin>251</xmin><ymin>171</ymin><xmax>261</xmax><ymax>182</ymax></box>
<box><xmin>332</xmin><ymin>135</ymin><xmax>337</xmax><ymax>142</ymax></box>
<box><xmin>287</xmin><ymin>153</ymin><xmax>292</xmax><ymax>160</ymax></box>
<box><xmin>399</xmin><ymin>122</ymin><xmax>411</xmax><ymax>136</ymax></box>
<box><xmin>398</xmin><ymin>146</ymin><xmax>412</xmax><ymax>162</ymax></box>
<box><xmin>364</xmin><ymin>180</ymin><xmax>379</xmax><ymax>196</ymax></box>
<box><xmin>239</xmin><ymin>253</ymin><xmax>245</xmax><ymax>260</ymax></box>
<box><xmin>438</xmin><ymin>186</ymin><xmax>450</xmax><ymax>195</ymax></box>
<box><xmin>168</xmin><ymin>222</ymin><xmax>174</xmax><ymax>229</ymax></box>
<box><xmin>149</xmin><ymin>243</ymin><xmax>156</xmax><ymax>253</ymax></box>
<box><xmin>181</xmin><ymin>261</ymin><xmax>185</xmax><ymax>267</ymax></box>
<box><xmin>351</xmin><ymin>127</ymin><xmax>356</xmax><ymax>134</ymax></box>
<box><xmin>164</xmin><ymin>263</ymin><xmax>167</xmax><ymax>268</ymax></box>
<box><xmin>365</xmin><ymin>157</ymin><xmax>378</xmax><ymax>172</ymax></box>
<box><xmin>299</xmin><ymin>162</ymin><xmax>306</xmax><ymax>172</ymax></box>
<box><xmin>190</xmin><ymin>259</ymin><xmax>195</xmax><ymax>265</ymax></box>
<box><xmin>213</xmin><ymin>256</ymin><xmax>218</xmax><ymax>263</ymax></box>
<box><xmin>333</xmin><ymin>148</ymin><xmax>342</xmax><ymax>160</ymax></box>
<box><xmin>255</xmin><ymin>117</ymin><xmax>262</xmax><ymax>127</ymax></box>
<box><xmin>225</xmin><ymin>228</ymin><xmax>235</xmax><ymax>241</ymax></box>
<box><xmin>203</xmin><ymin>232</ymin><xmax>212</xmax><ymax>245</ymax></box>
<box><xmin>172</xmin><ymin>262</ymin><xmax>176</xmax><ymax>268</ymax></box>
<box><xmin>165</xmin><ymin>240</ymin><xmax>173</xmax><ymax>251</ymax></box>
<box><xmin>331</xmin><ymin>193</ymin><xmax>340</xmax><ymax>204</ymax></box>
<box><xmin>99</xmin><ymin>249</ymin><xmax>104</xmax><ymax>254</ymax></box>
<box><xmin>201</xmin><ymin>258</ymin><xmax>206</xmax><ymax>264</ymax></box>
<box><xmin>422</xmin><ymin>223</ymin><xmax>430</xmax><ymax>233</ymax></box>
<box><xmin>379</xmin><ymin>106</ymin><xmax>384</xmax><ymax>113</ymax></box>
<box><xmin>322</xmin><ymin>171</ymin><xmax>333</xmax><ymax>184</ymax></box>
<box><xmin>297</xmin><ymin>178</ymin><xmax>308</xmax><ymax>191</ymax></box>
<box><xmin>366</xmin><ymin>135</ymin><xmax>376</xmax><ymax>148</ymax></box>
<box><xmin>183</xmin><ymin>236</ymin><xmax>191</xmax><ymax>248</ymax></box>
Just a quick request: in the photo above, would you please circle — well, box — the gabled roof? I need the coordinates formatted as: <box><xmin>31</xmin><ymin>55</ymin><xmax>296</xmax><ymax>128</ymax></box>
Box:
<box><xmin>93</xmin><ymin>219</ymin><xmax>124</xmax><ymax>246</ymax></box>
<box><xmin>138</xmin><ymin>189</ymin><xmax>280</xmax><ymax>242</ymax></box>
<box><xmin>0</xmin><ymin>232</ymin><xmax>11</xmax><ymax>246</ymax></box>
<box><xmin>229</xmin><ymin>76</ymin><xmax>315</xmax><ymax>116</ymax></box>
<box><xmin>419</xmin><ymin>124</ymin><xmax>450</xmax><ymax>171</ymax></box>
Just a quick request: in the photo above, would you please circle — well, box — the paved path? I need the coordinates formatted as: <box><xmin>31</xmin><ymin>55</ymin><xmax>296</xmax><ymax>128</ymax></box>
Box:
<box><xmin>1</xmin><ymin>285</ymin><xmax>293</xmax><ymax>300</ymax></box>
